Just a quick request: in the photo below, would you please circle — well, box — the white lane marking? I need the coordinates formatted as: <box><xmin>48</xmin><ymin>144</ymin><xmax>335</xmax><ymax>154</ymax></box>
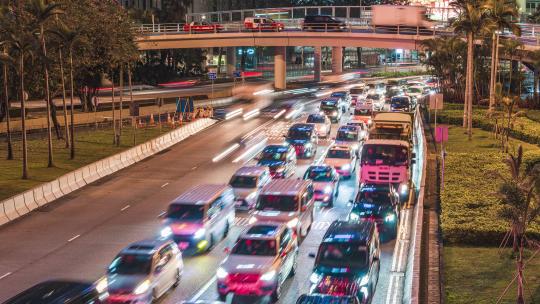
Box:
<box><xmin>67</xmin><ymin>234</ymin><xmax>80</xmax><ymax>242</ymax></box>
<box><xmin>161</xmin><ymin>182</ymin><xmax>169</xmax><ymax>188</ymax></box>
<box><xmin>191</xmin><ymin>166</ymin><xmax>198</xmax><ymax>170</ymax></box>
<box><xmin>212</xmin><ymin>143</ymin><xmax>241</xmax><ymax>162</ymax></box>
<box><xmin>0</xmin><ymin>272</ymin><xmax>11</xmax><ymax>280</ymax></box>
<box><xmin>189</xmin><ymin>275</ymin><xmax>217</xmax><ymax>302</ymax></box>
<box><xmin>121</xmin><ymin>205</ymin><xmax>130</xmax><ymax>211</ymax></box>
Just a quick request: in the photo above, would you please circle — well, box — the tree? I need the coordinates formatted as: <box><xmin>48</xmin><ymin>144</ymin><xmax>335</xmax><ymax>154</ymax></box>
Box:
<box><xmin>500</xmin><ymin>38</ymin><xmax>524</xmax><ymax>95</ymax></box>
<box><xmin>27</xmin><ymin>0</ymin><xmax>64</xmax><ymax>168</ymax></box>
<box><xmin>451</xmin><ymin>0</ymin><xmax>494</xmax><ymax>139</ymax></box>
<box><xmin>496</xmin><ymin>146</ymin><xmax>540</xmax><ymax>304</ymax></box>
<box><xmin>1</xmin><ymin>29</ymin><xmax>38</xmax><ymax>179</ymax></box>
<box><xmin>0</xmin><ymin>4</ymin><xmax>13</xmax><ymax>160</ymax></box>
<box><xmin>482</xmin><ymin>0</ymin><xmax>520</xmax><ymax>113</ymax></box>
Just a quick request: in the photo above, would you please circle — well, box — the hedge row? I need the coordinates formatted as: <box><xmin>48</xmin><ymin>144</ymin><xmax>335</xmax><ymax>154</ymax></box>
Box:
<box><xmin>441</xmin><ymin>150</ymin><xmax>540</xmax><ymax>245</ymax></box>
<box><xmin>433</xmin><ymin>107</ymin><xmax>540</xmax><ymax>146</ymax></box>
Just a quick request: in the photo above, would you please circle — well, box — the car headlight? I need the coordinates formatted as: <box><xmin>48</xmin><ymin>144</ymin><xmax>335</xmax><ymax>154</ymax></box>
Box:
<box><xmin>134</xmin><ymin>280</ymin><xmax>151</xmax><ymax>295</ymax></box>
<box><xmin>385</xmin><ymin>213</ymin><xmax>396</xmax><ymax>222</ymax></box>
<box><xmin>352</xmin><ymin>144</ymin><xmax>359</xmax><ymax>150</ymax></box>
<box><xmin>324</xmin><ymin>185</ymin><xmax>333</xmax><ymax>194</ymax></box>
<box><xmin>360</xmin><ymin>131</ymin><xmax>366</xmax><ymax>138</ymax></box>
<box><xmin>193</xmin><ymin>228</ymin><xmax>206</xmax><ymax>239</ymax></box>
<box><xmin>246</xmin><ymin>192</ymin><xmax>257</xmax><ymax>201</ymax></box>
<box><xmin>399</xmin><ymin>183</ymin><xmax>409</xmax><ymax>195</ymax></box>
<box><xmin>359</xmin><ymin>274</ymin><xmax>369</xmax><ymax>286</ymax></box>
<box><xmin>160</xmin><ymin>226</ymin><xmax>172</xmax><ymax>238</ymax></box>
<box><xmin>217</xmin><ymin>267</ymin><xmax>228</xmax><ymax>279</ymax></box>
<box><xmin>349</xmin><ymin>212</ymin><xmax>359</xmax><ymax>221</ymax></box>
<box><xmin>368</xmin><ymin>119</ymin><xmax>372</xmax><ymax>125</ymax></box>
<box><xmin>260</xmin><ymin>270</ymin><xmax>276</xmax><ymax>281</ymax></box>
<box><xmin>248</xmin><ymin>217</ymin><xmax>258</xmax><ymax>224</ymax></box>
<box><xmin>310</xmin><ymin>272</ymin><xmax>322</xmax><ymax>284</ymax></box>
<box><xmin>332</xmin><ymin>111</ymin><xmax>337</xmax><ymax>116</ymax></box>
<box><xmin>95</xmin><ymin>277</ymin><xmax>108</xmax><ymax>293</ymax></box>
<box><xmin>275</xmin><ymin>167</ymin><xmax>285</xmax><ymax>173</ymax></box>
<box><xmin>341</xmin><ymin>164</ymin><xmax>351</xmax><ymax>171</ymax></box>
<box><xmin>287</xmin><ymin>217</ymin><xmax>299</xmax><ymax>228</ymax></box>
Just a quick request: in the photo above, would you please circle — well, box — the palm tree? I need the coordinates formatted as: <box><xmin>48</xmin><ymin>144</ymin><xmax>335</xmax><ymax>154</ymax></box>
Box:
<box><xmin>452</xmin><ymin>0</ymin><xmax>494</xmax><ymax>139</ymax></box>
<box><xmin>57</xmin><ymin>34</ymin><xmax>69</xmax><ymax>148</ymax></box>
<box><xmin>1</xmin><ymin>31</ymin><xmax>38</xmax><ymax>179</ymax></box>
<box><xmin>501</xmin><ymin>39</ymin><xmax>524</xmax><ymax>95</ymax></box>
<box><xmin>0</xmin><ymin>5</ymin><xmax>13</xmax><ymax>160</ymax></box>
<box><xmin>483</xmin><ymin>0</ymin><xmax>520</xmax><ymax>113</ymax></box>
<box><xmin>27</xmin><ymin>0</ymin><xmax>64</xmax><ymax>168</ymax></box>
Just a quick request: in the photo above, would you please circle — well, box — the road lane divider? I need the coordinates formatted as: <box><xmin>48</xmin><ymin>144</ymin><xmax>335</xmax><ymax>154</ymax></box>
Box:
<box><xmin>0</xmin><ymin>272</ymin><xmax>11</xmax><ymax>280</ymax></box>
<box><xmin>67</xmin><ymin>234</ymin><xmax>81</xmax><ymax>242</ymax></box>
<box><xmin>0</xmin><ymin>118</ymin><xmax>217</xmax><ymax>228</ymax></box>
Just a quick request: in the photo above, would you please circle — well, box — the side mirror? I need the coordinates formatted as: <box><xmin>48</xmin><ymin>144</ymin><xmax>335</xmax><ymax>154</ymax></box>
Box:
<box><xmin>412</xmin><ymin>153</ymin><xmax>417</xmax><ymax>159</ymax></box>
<box><xmin>280</xmin><ymin>251</ymin><xmax>287</xmax><ymax>258</ymax></box>
<box><xmin>301</xmin><ymin>205</ymin><xmax>307</xmax><ymax>212</ymax></box>
<box><xmin>348</xmin><ymin>199</ymin><xmax>353</xmax><ymax>207</ymax></box>
<box><xmin>155</xmin><ymin>265</ymin><xmax>164</xmax><ymax>274</ymax></box>
<box><xmin>308</xmin><ymin>252</ymin><xmax>316</xmax><ymax>258</ymax></box>
<box><xmin>224</xmin><ymin>247</ymin><xmax>230</xmax><ymax>254</ymax></box>
<box><xmin>411</xmin><ymin>159</ymin><xmax>416</xmax><ymax>164</ymax></box>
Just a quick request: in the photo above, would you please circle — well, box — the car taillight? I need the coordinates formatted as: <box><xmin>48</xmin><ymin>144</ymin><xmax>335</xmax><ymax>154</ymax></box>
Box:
<box><xmin>317</xmin><ymin>276</ymin><xmax>358</xmax><ymax>296</ymax></box>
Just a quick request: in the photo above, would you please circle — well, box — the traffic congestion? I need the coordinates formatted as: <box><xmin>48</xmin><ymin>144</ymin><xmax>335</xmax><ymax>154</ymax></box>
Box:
<box><xmin>2</xmin><ymin>76</ymin><xmax>434</xmax><ymax>304</ymax></box>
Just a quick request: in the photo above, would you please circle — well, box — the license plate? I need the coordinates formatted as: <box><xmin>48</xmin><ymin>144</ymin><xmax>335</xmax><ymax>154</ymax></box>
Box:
<box><xmin>178</xmin><ymin>242</ymin><xmax>189</xmax><ymax>250</ymax></box>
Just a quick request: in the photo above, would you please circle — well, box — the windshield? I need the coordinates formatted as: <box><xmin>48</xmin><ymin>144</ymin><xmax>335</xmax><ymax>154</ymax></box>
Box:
<box><xmin>321</xmin><ymin>101</ymin><xmax>338</xmax><ymax>110</ymax></box>
<box><xmin>356</xmin><ymin>189</ymin><xmax>393</xmax><ymax>206</ymax></box>
<box><xmin>232</xmin><ymin>239</ymin><xmax>277</xmax><ymax>256</ymax></box>
<box><xmin>307</xmin><ymin>115</ymin><xmax>325</xmax><ymax>123</ymax></box>
<box><xmin>108</xmin><ymin>254</ymin><xmax>152</xmax><ymax>275</ymax></box>
<box><xmin>288</xmin><ymin>128</ymin><xmax>312</xmax><ymax>140</ymax></box>
<box><xmin>316</xmin><ymin>243</ymin><xmax>367</xmax><ymax>268</ymax></box>
<box><xmin>331</xmin><ymin>92</ymin><xmax>346</xmax><ymax>97</ymax></box>
<box><xmin>362</xmin><ymin>144</ymin><xmax>408</xmax><ymax>166</ymax></box>
<box><xmin>407</xmin><ymin>88</ymin><xmax>422</xmax><ymax>94</ymax></box>
<box><xmin>230</xmin><ymin>175</ymin><xmax>257</xmax><ymax>188</ymax></box>
<box><xmin>167</xmin><ymin>204</ymin><xmax>204</xmax><ymax>221</ymax></box>
<box><xmin>354</xmin><ymin>108</ymin><xmax>372</xmax><ymax>116</ymax></box>
<box><xmin>260</xmin><ymin>149</ymin><xmax>286</xmax><ymax>161</ymax></box>
<box><xmin>256</xmin><ymin>195</ymin><xmax>298</xmax><ymax>212</ymax></box>
<box><xmin>336</xmin><ymin>130</ymin><xmax>358</xmax><ymax>142</ymax></box>
<box><xmin>386</xmin><ymin>90</ymin><xmax>401</xmax><ymax>97</ymax></box>
<box><xmin>304</xmin><ymin>167</ymin><xmax>333</xmax><ymax>182</ymax></box>
<box><xmin>327</xmin><ymin>149</ymin><xmax>351</xmax><ymax>159</ymax></box>
<box><xmin>367</xmin><ymin>94</ymin><xmax>380</xmax><ymax>100</ymax></box>
<box><xmin>350</xmin><ymin>88</ymin><xmax>364</xmax><ymax>95</ymax></box>
<box><xmin>392</xmin><ymin>97</ymin><xmax>410</xmax><ymax>106</ymax></box>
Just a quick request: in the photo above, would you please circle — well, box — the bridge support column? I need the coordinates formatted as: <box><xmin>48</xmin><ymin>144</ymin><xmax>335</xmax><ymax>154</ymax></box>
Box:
<box><xmin>314</xmin><ymin>46</ymin><xmax>322</xmax><ymax>82</ymax></box>
<box><xmin>332</xmin><ymin>46</ymin><xmax>343</xmax><ymax>74</ymax></box>
<box><xmin>274</xmin><ymin>46</ymin><xmax>286</xmax><ymax>90</ymax></box>
<box><xmin>226</xmin><ymin>47</ymin><xmax>236</xmax><ymax>77</ymax></box>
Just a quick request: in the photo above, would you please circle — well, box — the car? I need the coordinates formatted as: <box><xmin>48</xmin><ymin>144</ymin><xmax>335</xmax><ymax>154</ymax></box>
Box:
<box><xmin>296</xmin><ymin>294</ymin><xmax>360</xmax><ymax>304</ymax></box>
<box><xmin>244</xmin><ymin>17</ymin><xmax>284</xmax><ymax>31</ymax></box>
<box><xmin>324</xmin><ymin>145</ymin><xmax>357</xmax><ymax>179</ymax></box>
<box><xmin>183</xmin><ymin>21</ymin><xmax>223</xmax><ymax>33</ymax></box>
<box><xmin>250</xmin><ymin>179</ymin><xmax>315</xmax><ymax>239</ymax></box>
<box><xmin>306</xmin><ymin>113</ymin><xmax>332</xmax><ymax>138</ymax></box>
<box><xmin>285</xmin><ymin>123</ymin><xmax>318</xmax><ymax>158</ymax></box>
<box><xmin>106</xmin><ymin>239</ymin><xmax>183</xmax><ymax>304</ymax></box>
<box><xmin>161</xmin><ymin>184</ymin><xmax>235</xmax><ymax>254</ymax></box>
<box><xmin>320</xmin><ymin>97</ymin><xmax>344</xmax><ymax>123</ymax></box>
<box><xmin>366</xmin><ymin>92</ymin><xmax>384</xmax><ymax>111</ymax></box>
<box><xmin>405</xmin><ymin>85</ymin><xmax>425</xmax><ymax>103</ymax></box>
<box><xmin>302</xmin><ymin>15</ymin><xmax>346</xmax><ymax>31</ymax></box>
<box><xmin>385</xmin><ymin>86</ymin><xmax>404</xmax><ymax>102</ymax></box>
<box><xmin>257</xmin><ymin>144</ymin><xmax>297</xmax><ymax>178</ymax></box>
<box><xmin>229</xmin><ymin>166</ymin><xmax>271</xmax><ymax>211</ymax></box>
<box><xmin>349</xmin><ymin>86</ymin><xmax>367</xmax><ymax>100</ymax></box>
<box><xmin>308</xmin><ymin>221</ymin><xmax>380</xmax><ymax>304</ymax></box>
<box><xmin>348</xmin><ymin>184</ymin><xmax>400</xmax><ymax>237</ymax></box>
<box><xmin>217</xmin><ymin>223</ymin><xmax>298</xmax><ymax>302</ymax></box>
<box><xmin>303</xmin><ymin>165</ymin><xmax>340</xmax><ymax>207</ymax></box>
<box><xmin>390</xmin><ymin>96</ymin><xmax>412</xmax><ymax>112</ymax></box>
<box><xmin>331</xmin><ymin>91</ymin><xmax>352</xmax><ymax>109</ymax></box>
<box><xmin>3</xmin><ymin>280</ymin><xmax>108</xmax><ymax>304</ymax></box>
<box><xmin>280</xmin><ymin>100</ymin><xmax>305</xmax><ymax>120</ymax></box>
<box><xmin>335</xmin><ymin>125</ymin><xmax>362</xmax><ymax>156</ymax></box>
<box><xmin>352</xmin><ymin>101</ymin><xmax>374</xmax><ymax>126</ymax></box>
<box><xmin>346</xmin><ymin>119</ymin><xmax>368</xmax><ymax>140</ymax></box>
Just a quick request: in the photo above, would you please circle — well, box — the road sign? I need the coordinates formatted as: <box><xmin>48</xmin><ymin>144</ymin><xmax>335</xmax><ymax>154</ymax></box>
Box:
<box><xmin>233</xmin><ymin>70</ymin><xmax>242</xmax><ymax>78</ymax></box>
<box><xmin>429</xmin><ymin>93</ymin><xmax>444</xmax><ymax>110</ymax></box>
<box><xmin>208</xmin><ymin>72</ymin><xmax>217</xmax><ymax>80</ymax></box>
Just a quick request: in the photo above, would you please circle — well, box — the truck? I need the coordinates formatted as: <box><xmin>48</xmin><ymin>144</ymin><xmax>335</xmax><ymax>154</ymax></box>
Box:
<box><xmin>369</xmin><ymin>112</ymin><xmax>413</xmax><ymax>143</ymax></box>
<box><xmin>371</xmin><ymin>5</ymin><xmax>434</xmax><ymax>29</ymax></box>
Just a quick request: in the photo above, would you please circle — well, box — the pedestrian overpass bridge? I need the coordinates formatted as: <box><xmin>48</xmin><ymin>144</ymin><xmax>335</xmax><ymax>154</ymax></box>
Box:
<box><xmin>133</xmin><ymin>5</ymin><xmax>540</xmax><ymax>88</ymax></box>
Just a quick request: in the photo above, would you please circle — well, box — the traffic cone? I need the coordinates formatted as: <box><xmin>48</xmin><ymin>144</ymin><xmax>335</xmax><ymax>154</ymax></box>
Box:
<box><xmin>149</xmin><ymin>113</ymin><xmax>155</xmax><ymax>125</ymax></box>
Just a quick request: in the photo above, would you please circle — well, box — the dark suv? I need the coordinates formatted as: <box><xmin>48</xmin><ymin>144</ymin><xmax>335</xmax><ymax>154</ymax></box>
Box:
<box><xmin>286</xmin><ymin>123</ymin><xmax>318</xmax><ymax>158</ymax></box>
<box><xmin>303</xmin><ymin>15</ymin><xmax>346</xmax><ymax>31</ymax></box>
<box><xmin>4</xmin><ymin>280</ymin><xmax>108</xmax><ymax>304</ymax></box>
<box><xmin>309</xmin><ymin>221</ymin><xmax>380</xmax><ymax>303</ymax></box>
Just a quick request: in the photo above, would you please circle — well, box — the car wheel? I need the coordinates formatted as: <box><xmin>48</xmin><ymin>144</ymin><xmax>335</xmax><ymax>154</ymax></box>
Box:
<box><xmin>173</xmin><ymin>269</ymin><xmax>181</xmax><ymax>288</ymax></box>
<box><xmin>218</xmin><ymin>292</ymin><xmax>228</xmax><ymax>302</ymax></box>
<box><xmin>289</xmin><ymin>252</ymin><xmax>298</xmax><ymax>277</ymax></box>
<box><xmin>327</xmin><ymin>197</ymin><xmax>334</xmax><ymax>208</ymax></box>
<box><xmin>151</xmin><ymin>288</ymin><xmax>158</xmax><ymax>302</ymax></box>
<box><xmin>208</xmin><ymin>234</ymin><xmax>215</xmax><ymax>252</ymax></box>
<box><xmin>223</xmin><ymin>221</ymin><xmax>230</xmax><ymax>239</ymax></box>
<box><xmin>271</xmin><ymin>276</ymin><xmax>282</xmax><ymax>303</ymax></box>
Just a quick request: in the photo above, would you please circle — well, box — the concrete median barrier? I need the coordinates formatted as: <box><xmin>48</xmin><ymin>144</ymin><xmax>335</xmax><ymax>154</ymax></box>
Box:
<box><xmin>0</xmin><ymin>118</ymin><xmax>217</xmax><ymax>227</ymax></box>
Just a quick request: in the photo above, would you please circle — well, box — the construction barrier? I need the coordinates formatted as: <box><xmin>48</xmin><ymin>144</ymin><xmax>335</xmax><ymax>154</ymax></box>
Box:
<box><xmin>0</xmin><ymin>118</ymin><xmax>216</xmax><ymax>227</ymax></box>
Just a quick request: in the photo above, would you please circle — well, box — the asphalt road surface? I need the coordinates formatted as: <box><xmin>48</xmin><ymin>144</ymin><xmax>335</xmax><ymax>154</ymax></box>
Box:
<box><xmin>0</xmin><ymin>93</ymin><xmax>406</xmax><ymax>304</ymax></box>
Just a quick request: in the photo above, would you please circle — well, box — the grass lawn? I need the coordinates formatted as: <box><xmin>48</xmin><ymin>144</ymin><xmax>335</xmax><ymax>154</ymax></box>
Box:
<box><xmin>444</xmin><ymin>246</ymin><xmax>540</xmax><ymax>304</ymax></box>
<box><xmin>0</xmin><ymin>124</ymin><xmax>175</xmax><ymax>201</ymax></box>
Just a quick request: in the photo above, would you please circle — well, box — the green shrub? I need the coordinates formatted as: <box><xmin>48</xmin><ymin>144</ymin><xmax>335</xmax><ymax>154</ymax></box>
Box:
<box><xmin>370</xmin><ymin>70</ymin><xmax>427</xmax><ymax>78</ymax></box>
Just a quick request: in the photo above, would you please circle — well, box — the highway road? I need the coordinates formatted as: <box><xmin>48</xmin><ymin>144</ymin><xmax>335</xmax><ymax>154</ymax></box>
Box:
<box><xmin>0</xmin><ymin>91</ymin><xmax>414</xmax><ymax>303</ymax></box>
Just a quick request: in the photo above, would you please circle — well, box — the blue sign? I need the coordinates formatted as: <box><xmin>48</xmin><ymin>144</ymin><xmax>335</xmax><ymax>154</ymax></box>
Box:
<box><xmin>208</xmin><ymin>72</ymin><xmax>217</xmax><ymax>80</ymax></box>
<box><xmin>233</xmin><ymin>70</ymin><xmax>242</xmax><ymax>78</ymax></box>
<box><xmin>177</xmin><ymin>97</ymin><xmax>194</xmax><ymax>113</ymax></box>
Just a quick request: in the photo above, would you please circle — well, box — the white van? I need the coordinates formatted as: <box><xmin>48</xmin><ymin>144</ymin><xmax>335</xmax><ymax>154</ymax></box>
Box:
<box><xmin>249</xmin><ymin>179</ymin><xmax>315</xmax><ymax>240</ymax></box>
<box><xmin>161</xmin><ymin>184</ymin><xmax>235</xmax><ymax>254</ymax></box>
<box><xmin>229</xmin><ymin>166</ymin><xmax>271</xmax><ymax>210</ymax></box>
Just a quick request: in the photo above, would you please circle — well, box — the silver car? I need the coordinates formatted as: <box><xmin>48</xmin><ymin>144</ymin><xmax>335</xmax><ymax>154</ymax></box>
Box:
<box><xmin>217</xmin><ymin>222</ymin><xmax>298</xmax><ymax>302</ymax></box>
<box><xmin>229</xmin><ymin>166</ymin><xmax>271</xmax><ymax>211</ymax></box>
<box><xmin>105</xmin><ymin>239</ymin><xmax>183</xmax><ymax>303</ymax></box>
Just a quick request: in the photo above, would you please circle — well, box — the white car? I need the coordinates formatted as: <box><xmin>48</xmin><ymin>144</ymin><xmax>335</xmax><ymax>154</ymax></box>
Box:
<box><xmin>217</xmin><ymin>223</ymin><xmax>298</xmax><ymax>302</ymax></box>
<box><xmin>324</xmin><ymin>145</ymin><xmax>357</xmax><ymax>179</ymax></box>
<box><xmin>106</xmin><ymin>239</ymin><xmax>183</xmax><ymax>303</ymax></box>
<box><xmin>366</xmin><ymin>92</ymin><xmax>385</xmax><ymax>111</ymax></box>
<box><xmin>306</xmin><ymin>113</ymin><xmax>332</xmax><ymax>138</ymax></box>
